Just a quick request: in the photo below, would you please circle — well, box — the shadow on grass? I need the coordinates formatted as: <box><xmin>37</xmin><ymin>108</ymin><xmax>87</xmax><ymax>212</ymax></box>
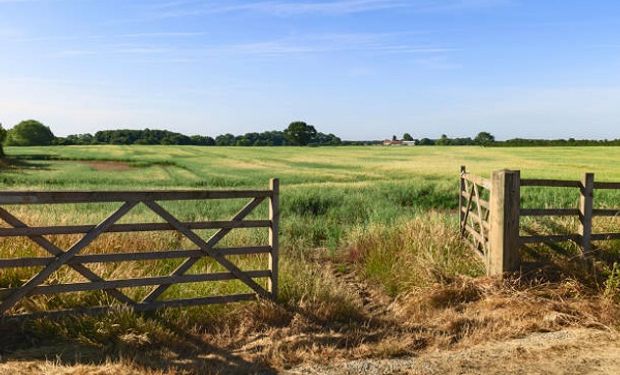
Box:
<box><xmin>0</xmin><ymin>311</ymin><xmax>278</xmax><ymax>375</ymax></box>
<box><xmin>0</xmin><ymin>295</ymin><xmax>413</xmax><ymax>374</ymax></box>
<box><xmin>519</xmin><ymin>225</ymin><xmax>620</xmax><ymax>288</ymax></box>
<box><xmin>0</xmin><ymin>156</ymin><xmax>53</xmax><ymax>171</ymax></box>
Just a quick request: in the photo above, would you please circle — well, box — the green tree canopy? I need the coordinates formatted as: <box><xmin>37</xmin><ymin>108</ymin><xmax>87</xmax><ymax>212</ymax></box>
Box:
<box><xmin>283</xmin><ymin>121</ymin><xmax>317</xmax><ymax>146</ymax></box>
<box><xmin>0</xmin><ymin>123</ymin><xmax>7</xmax><ymax>157</ymax></box>
<box><xmin>474</xmin><ymin>131</ymin><xmax>495</xmax><ymax>146</ymax></box>
<box><xmin>417</xmin><ymin>137</ymin><xmax>435</xmax><ymax>145</ymax></box>
<box><xmin>436</xmin><ymin>134</ymin><xmax>450</xmax><ymax>145</ymax></box>
<box><xmin>403</xmin><ymin>133</ymin><xmax>414</xmax><ymax>141</ymax></box>
<box><xmin>5</xmin><ymin>120</ymin><xmax>55</xmax><ymax>146</ymax></box>
<box><xmin>215</xmin><ymin>133</ymin><xmax>236</xmax><ymax>146</ymax></box>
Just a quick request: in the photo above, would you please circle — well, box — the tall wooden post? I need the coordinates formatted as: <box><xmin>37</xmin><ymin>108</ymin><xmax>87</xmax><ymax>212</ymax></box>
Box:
<box><xmin>268</xmin><ymin>178</ymin><xmax>280</xmax><ymax>300</ymax></box>
<box><xmin>579</xmin><ymin>173</ymin><xmax>594</xmax><ymax>254</ymax></box>
<box><xmin>488</xmin><ymin>170</ymin><xmax>521</xmax><ymax>276</ymax></box>
<box><xmin>459</xmin><ymin>166</ymin><xmax>466</xmax><ymax>231</ymax></box>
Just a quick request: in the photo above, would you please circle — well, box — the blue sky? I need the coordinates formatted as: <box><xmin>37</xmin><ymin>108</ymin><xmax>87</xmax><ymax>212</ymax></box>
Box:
<box><xmin>1</xmin><ymin>0</ymin><xmax>620</xmax><ymax>140</ymax></box>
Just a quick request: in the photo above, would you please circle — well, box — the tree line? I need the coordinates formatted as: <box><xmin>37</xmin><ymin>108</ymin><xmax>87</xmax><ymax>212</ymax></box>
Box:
<box><xmin>0</xmin><ymin>120</ymin><xmax>342</xmax><ymax>148</ymax></box>
<box><xmin>385</xmin><ymin>132</ymin><xmax>497</xmax><ymax>146</ymax></box>
<box><xmin>1</xmin><ymin>120</ymin><xmax>619</xmax><ymax>157</ymax></box>
<box><xmin>390</xmin><ymin>132</ymin><xmax>620</xmax><ymax>147</ymax></box>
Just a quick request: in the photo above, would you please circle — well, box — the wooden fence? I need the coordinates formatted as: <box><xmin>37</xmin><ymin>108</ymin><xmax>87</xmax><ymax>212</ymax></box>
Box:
<box><xmin>460</xmin><ymin>167</ymin><xmax>620</xmax><ymax>275</ymax></box>
<box><xmin>0</xmin><ymin>179</ymin><xmax>279</xmax><ymax>317</ymax></box>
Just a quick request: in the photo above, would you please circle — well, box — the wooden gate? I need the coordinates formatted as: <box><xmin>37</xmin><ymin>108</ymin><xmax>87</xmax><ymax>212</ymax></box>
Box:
<box><xmin>0</xmin><ymin>179</ymin><xmax>279</xmax><ymax>317</ymax></box>
<box><xmin>459</xmin><ymin>166</ymin><xmax>491</xmax><ymax>260</ymax></box>
<box><xmin>459</xmin><ymin>166</ymin><xmax>620</xmax><ymax>276</ymax></box>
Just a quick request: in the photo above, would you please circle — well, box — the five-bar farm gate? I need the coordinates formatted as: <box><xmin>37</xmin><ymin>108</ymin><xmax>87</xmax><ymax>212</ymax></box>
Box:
<box><xmin>0</xmin><ymin>179</ymin><xmax>279</xmax><ymax>317</ymax></box>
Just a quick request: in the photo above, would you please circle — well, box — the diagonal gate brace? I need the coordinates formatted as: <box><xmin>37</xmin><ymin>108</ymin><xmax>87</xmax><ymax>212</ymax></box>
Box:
<box><xmin>0</xmin><ymin>207</ymin><xmax>135</xmax><ymax>307</ymax></box>
<box><xmin>0</xmin><ymin>202</ymin><xmax>137</xmax><ymax>315</ymax></box>
<box><xmin>142</xmin><ymin>198</ymin><xmax>271</xmax><ymax>302</ymax></box>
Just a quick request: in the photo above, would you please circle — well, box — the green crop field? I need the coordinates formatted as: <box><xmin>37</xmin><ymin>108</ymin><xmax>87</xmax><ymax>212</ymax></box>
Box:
<box><xmin>4</xmin><ymin>145</ymin><xmax>620</xmax><ymax>188</ymax></box>
<box><xmin>1</xmin><ymin>145</ymin><xmax>619</xmax><ymax>372</ymax></box>
<box><xmin>2</xmin><ymin>145</ymin><xmax>620</xmax><ymax>297</ymax></box>
<box><xmin>1</xmin><ymin>145</ymin><xmax>620</xmax><ymax>292</ymax></box>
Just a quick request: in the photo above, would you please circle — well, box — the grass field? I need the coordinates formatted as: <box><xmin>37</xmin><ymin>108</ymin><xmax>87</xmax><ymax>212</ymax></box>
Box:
<box><xmin>1</xmin><ymin>145</ymin><xmax>619</xmax><ymax>373</ymax></box>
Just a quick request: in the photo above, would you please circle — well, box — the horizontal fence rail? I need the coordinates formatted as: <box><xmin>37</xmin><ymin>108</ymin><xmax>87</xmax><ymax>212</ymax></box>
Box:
<box><xmin>459</xmin><ymin>167</ymin><xmax>619</xmax><ymax>276</ymax></box>
<box><xmin>0</xmin><ymin>190</ymin><xmax>273</xmax><ymax>205</ymax></box>
<box><xmin>0</xmin><ymin>181</ymin><xmax>280</xmax><ymax>318</ymax></box>
<box><xmin>517</xmin><ymin>173</ymin><xmax>619</xmax><ymax>252</ymax></box>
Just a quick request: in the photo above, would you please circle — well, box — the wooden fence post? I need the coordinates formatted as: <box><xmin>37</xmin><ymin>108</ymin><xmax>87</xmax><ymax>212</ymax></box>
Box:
<box><xmin>459</xmin><ymin>166</ymin><xmax>466</xmax><ymax>232</ymax></box>
<box><xmin>488</xmin><ymin>170</ymin><xmax>521</xmax><ymax>276</ymax></box>
<box><xmin>268</xmin><ymin>178</ymin><xmax>280</xmax><ymax>299</ymax></box>
<box><xmin>579</xmin><ymin>173</ymin><xmax>594</xmax><ymax>254</ymax></box>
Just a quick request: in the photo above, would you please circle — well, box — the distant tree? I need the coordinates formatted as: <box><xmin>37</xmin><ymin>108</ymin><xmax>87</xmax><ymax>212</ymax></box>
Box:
<box><xmin>402</xmin><ymin>133</ymin><xmax>414</xmax><ymax>141</ymax></box>
<box><xmin>235</xmin><ymin>136</ymin><xmax>251</xmax><ymax>146</ymax></box>
<box><xmin>451</xmin><ymin>137</ymin><xmax>474</xmax><ymax>145</ymax></box>
<box><xmin>312</xmin><ymin>132</ymin><xmax>342</xmax><ymax>146</ymax></box>
<box><xmin>215</xmin><ymin>133</ymin><xmax>236</xmax><ymax>146</ymax></box>
<box><xmin>260</xmin><ymin>130</ymin><xmax>287</xmax><ymax>146</ymax></box>
<box><xmin>474</xmin><ymin>131</ymin><xmax>495</xmax><ymax>146</ymax></box>
<box><xmin>161</xmin><ymin>133</ymin><xmax>192</xmax><ymax>145</ymax></box>
<box><xmin>0</xmin><ymin>123</ymin><xmax>7</xmax><ymax>157</ymax></box>
<box><xmin>5</xmin><ymin>120</ymin><xmax>55</xmax><ymax>146</ymax></box>
<box><xmin>283</xmin><ymin>121</ymin><xmax>317</xmax><ymax>146</ymax></box>
<box><xmin>417</xmin><ymin>138</ymin><xmax>435</xmax><ymax>146</ymax></box>
<box><xmin>53</xmin><ymin>133</ymin><xmax>94</xmax><ymax>145</ymax></box>
<box><xmin>190</xmin><ymin>135</ymin><xmax>215</xmax><ymax>146</ymax></box>
<box><xmin>436</xmin><ymin>134</ymin><xmax>450</xmax><ymax>146</ymax></box>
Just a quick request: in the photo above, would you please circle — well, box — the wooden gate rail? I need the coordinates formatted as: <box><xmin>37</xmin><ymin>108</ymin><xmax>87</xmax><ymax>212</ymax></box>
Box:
<box><xmin>459</xmin><ymin>167</ymin><xmax>620</xmax><ymax>276</ymax></box>
<box><xmin>459</xmin><ymin>166</ymin><xmax>491</xmax><ymax>260</ymax></box>
<box><xmin>0</xmin><ymin>180</ymin><xmax>279</xmax><ymax>317</ymax></box>
<box><xmin>0</xmin><ymin>190</ymin><xmax>272</xmax><ymax>204</ymax></box>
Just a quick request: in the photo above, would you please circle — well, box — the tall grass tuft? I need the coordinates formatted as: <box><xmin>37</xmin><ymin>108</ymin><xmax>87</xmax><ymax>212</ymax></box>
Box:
<box><xmin>343</xmin><ymin>212</ymin><xmax>485</xmax><ymax>297</ymax></box>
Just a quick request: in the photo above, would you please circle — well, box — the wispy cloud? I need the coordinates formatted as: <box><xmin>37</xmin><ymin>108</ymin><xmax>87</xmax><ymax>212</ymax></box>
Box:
<box><xmin>54</xmin><ymin>45</ymin><xmax>172</xmax><ymax>57</ymax></box>
<box><xmin>414</xmin><ymin>0</ymin><xmax>514</xmax><ymax>13</ymax></box>
<box><xmin>10</xmin><ymin>31</ymin><xmax>206</xmax><ymax>43</ymax></box>
<box><xmin>147</xmin><ymin>0</ymin><xmax>511</xmax><ymax>18</ymax></box>
<box><xmin>150</xmin><ymin>0</ymin><xmax>407</xmax><ymax>18</ymax></box>
<box><xmin>119</xmin><ymin>31</ymin><xmax>207</xmax><ymax>38</ymax></box>
<box><xmin>215</xmin><ymin>32</ymin><xmax>457</xmax><ymax>56</ymax></box>
<box><xmin>48</xmin><ymin>32</ymin><xmax>456</xmax><ymax>61</ymax></box>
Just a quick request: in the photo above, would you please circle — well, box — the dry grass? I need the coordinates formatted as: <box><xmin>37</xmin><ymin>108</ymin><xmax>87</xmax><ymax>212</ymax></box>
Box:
<box><xmin>1</xmin><ymin>211</ymin><xmax>619</xmax><ymax>374</ymax></box>
<box><xmin>0</xmin><ymin>360</ymin><xmax>166</xmax><ymax>375</ymax></box>
<box><xmin>2</xmin><ymin>276</ymin><xmax>618</xmax><ymax>374</ymax></box>
<box><xmin>392</xmin><ymin>277</ymin><xmax>619</xmax><ymax>348</ymax></box>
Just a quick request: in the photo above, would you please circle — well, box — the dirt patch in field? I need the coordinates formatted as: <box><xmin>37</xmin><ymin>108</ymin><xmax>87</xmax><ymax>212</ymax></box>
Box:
<box><xmin>81</xmin><ymin>160</ymin><xmax>134</xmax><ymax>171</ymax></box>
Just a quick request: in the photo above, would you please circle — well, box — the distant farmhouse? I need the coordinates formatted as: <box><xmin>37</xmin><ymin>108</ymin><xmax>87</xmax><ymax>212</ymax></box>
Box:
<box><xmin>383</xmin><ymin>139</ymin><xmax>416</xmax><ymax>146</ymax></box>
